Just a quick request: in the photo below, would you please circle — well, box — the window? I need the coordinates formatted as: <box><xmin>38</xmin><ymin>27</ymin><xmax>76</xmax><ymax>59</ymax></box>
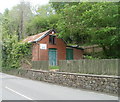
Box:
<box><xmin>49</xmin><ymin>35</ymin><xmax>56</xmax><ymax>44</ymax></box>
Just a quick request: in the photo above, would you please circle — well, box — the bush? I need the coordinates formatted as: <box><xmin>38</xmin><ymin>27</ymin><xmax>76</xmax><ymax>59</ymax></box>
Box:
<box><xmin>2</xmin><ymin>41</ymin><xmax>32</xmax><ymax>69</ymax></box>
<box><xmin>84</xmin><ymin>55</ymin><xmax>99</xmax><ymax>59</ymax></box>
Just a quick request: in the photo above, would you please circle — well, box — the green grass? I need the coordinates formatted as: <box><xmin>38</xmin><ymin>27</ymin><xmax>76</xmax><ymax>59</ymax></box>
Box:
<box><xmin>49</xmin><ymin>66</ymin><xmax>60</xmax><ymax>70</ymax></box>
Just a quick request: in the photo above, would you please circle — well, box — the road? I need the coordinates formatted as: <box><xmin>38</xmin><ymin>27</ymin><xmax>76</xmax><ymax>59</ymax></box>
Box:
<box><xmin>0</xmin><ymin>72</ymin><xmax>118</xmax><ymax>100</ymax></box>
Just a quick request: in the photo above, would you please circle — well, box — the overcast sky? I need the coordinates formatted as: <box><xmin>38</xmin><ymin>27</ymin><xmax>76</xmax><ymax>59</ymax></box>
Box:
<box><xmin>0</xmin><ymin>0</ymin><xmax>49</xmax><ymax>13</ymax></box>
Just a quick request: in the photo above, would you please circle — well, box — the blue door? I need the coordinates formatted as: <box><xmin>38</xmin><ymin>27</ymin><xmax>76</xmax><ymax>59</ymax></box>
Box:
<box><xmin>49</xmin><ymin>48</ymin><xmax>57</xmax><ymax>66</ymax></box>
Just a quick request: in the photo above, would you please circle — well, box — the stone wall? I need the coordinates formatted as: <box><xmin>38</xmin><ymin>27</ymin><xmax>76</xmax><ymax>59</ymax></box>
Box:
<box><xmin>5</xmin><ymin>69</ymin><xmax>120</xmax><ymax>95</ymax></box>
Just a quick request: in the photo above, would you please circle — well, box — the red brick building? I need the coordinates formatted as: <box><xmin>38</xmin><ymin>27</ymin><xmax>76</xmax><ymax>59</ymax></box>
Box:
<box><xmin>23</xmin><ymin>29</ymin><xmax>84</xmax><ymax>66</ymax></box>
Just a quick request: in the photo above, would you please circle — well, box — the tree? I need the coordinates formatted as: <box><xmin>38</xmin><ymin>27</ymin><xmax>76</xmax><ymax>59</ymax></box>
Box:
<box><xmin>9</xmin><ymin>1</ymin><xmax>33</xmax><ymax>40</ymax></box>
<box><xmin>81</xmin><ymin>2</ymin><xmax>120</xmax><ymax>58</ymax></box>
<box><xmin>26</xmin><ymin>4</ymin><xmax>59</xmax><ymax>35</ymax></box>
<box><xmin>55</xmin><ymin>3</ymin><xmax>93</xmax><ymax>45</ymax></box>
<box><xmin>53</xmin><ymin>2</ymin><xmax>120</xmax><ymax>58</ymax></box>
<box><xmin>2</xmin><ymin>1</ymin><xmax>33</xmax><ymax>68</ymax></box>
<box><xmin>2</xmin><ymin>9</ymin><xmax>15</xmax><ymax>67</ymax></box>
<box><xmin>26</xmin><ymin>14</ymin><xmax>59</xmax><ymax>35</ymax></box>
<box><xmin>35</xmin><ymin>4</ymin><xmax>55</xmax><ymax>16</ymax></box>
<box><xmin>0</xmin><ymin>13</ymin><xmax>2</xmax><ymax>68</ymax></box>
<box><xmin>51</xmin><ymin>2</ymin><xmax>79</xmax><ymax>13</ymax></box>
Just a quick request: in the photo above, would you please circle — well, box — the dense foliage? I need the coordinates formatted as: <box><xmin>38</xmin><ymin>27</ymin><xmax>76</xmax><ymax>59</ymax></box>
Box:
<box><xmin>26</xmin><ymin>4</ymin><xmax>59</xmax><ymax>35</ymax></box>
<box><xmin>26</xmin><ymin>14</ymin><xmax>59</xmax><ymax>35</ymax></box>
<box><xmin>2</xmin><ymin>1</ymin><xmax>32</xmax><ymax>69</ymax></box>
<box><xmin>52</xmin><ymin>2</ymin><xmax>120</xmax><ymax>58</ymax></box>
<box><xmin>2</xmin><ymin>39</ymin><xmax>31</xmax><ymax>69</ymax></box>
<box><xmin>1</xmin><ymin>1</ymin><xmax>120</xmax><ymax>69</ymax></box>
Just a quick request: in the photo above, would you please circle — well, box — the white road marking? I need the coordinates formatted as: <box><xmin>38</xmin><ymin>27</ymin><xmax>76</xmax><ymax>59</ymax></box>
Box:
<box><xmin>5</xmin><ymin>86</ymin><xmax>33</xmax><ymax>100</ymax></box>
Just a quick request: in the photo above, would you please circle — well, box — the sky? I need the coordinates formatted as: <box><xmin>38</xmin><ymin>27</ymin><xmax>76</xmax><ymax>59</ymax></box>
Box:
<box><xmin>1</xmin><ymin>0</ymin><xmax>118</xmax><ymax>13</ymax></box>
<box><xmin>0</xmin><ymin>0</ymin><xmax>49</xmax><ymax>13</ymax></box>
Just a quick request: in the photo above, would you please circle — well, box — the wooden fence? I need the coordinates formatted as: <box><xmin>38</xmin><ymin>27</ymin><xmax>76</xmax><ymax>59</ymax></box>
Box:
<box><xmin>32</xmin><ymin>59</ymin><xmax>119</xmax><ymax>75</ymax></box>
<box><xmin>59</xmin><ymin>59</ymin><xmax>119</xmax><ymax>75</ymax></box>
<box><xmin>32</xmin><ymin>61</ymin><xmax>49</xmax><ymax>70</ymax></box>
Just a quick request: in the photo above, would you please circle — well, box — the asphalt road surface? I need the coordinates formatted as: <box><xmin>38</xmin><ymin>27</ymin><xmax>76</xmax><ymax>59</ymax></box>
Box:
<box><xmin>0</xmin><ymin>72</ymin><xmax>118</xmax><ymax>100</ymax></box>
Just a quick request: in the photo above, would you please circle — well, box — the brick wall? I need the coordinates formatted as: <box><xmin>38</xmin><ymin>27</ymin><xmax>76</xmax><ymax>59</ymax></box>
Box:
<box><xmin>32</xmin><ymin>43</ymin><xmax>39</xmax><ymax>61</ymax></box>
<box><xmin>32</xmin><ymin>34</ymin><xmax>83</xmax><ymax>61</ymax></box>
<box><xmin>32</xmin><ymin>35</ymin><xmax>67</xmax><ymax>61</ymax></box>
<box><xmin>74</xmin><ymin>48</ymin><xmax>84</xmax><ymax>60</ymax></box>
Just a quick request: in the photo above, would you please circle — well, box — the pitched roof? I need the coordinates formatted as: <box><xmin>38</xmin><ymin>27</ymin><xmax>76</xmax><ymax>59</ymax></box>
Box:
<box><xmin>23</xmin><ymin>30</ymin><xmax>53</xmax><ymax>43</ymax></box>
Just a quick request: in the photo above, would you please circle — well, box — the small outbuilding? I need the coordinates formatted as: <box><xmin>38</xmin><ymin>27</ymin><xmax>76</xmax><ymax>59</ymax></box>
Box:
<box><xmin>23</xmin><ymin>29</ymin><xmax>84</xmax><ymax>66</ymax></box>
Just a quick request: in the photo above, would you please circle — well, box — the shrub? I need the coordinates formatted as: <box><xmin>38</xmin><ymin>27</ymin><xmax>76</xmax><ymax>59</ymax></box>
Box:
<box><xmin>2</xmin><ymin>41</ymin><xmax>32</xmax><ymax>69</ymax></box>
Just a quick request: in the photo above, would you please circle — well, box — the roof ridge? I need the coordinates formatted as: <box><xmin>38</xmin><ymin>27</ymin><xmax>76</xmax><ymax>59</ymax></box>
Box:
<box><xmin>23</xmin><ymin>29</ymin><xmax>52</xmax><ymax>43</ymax></box>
